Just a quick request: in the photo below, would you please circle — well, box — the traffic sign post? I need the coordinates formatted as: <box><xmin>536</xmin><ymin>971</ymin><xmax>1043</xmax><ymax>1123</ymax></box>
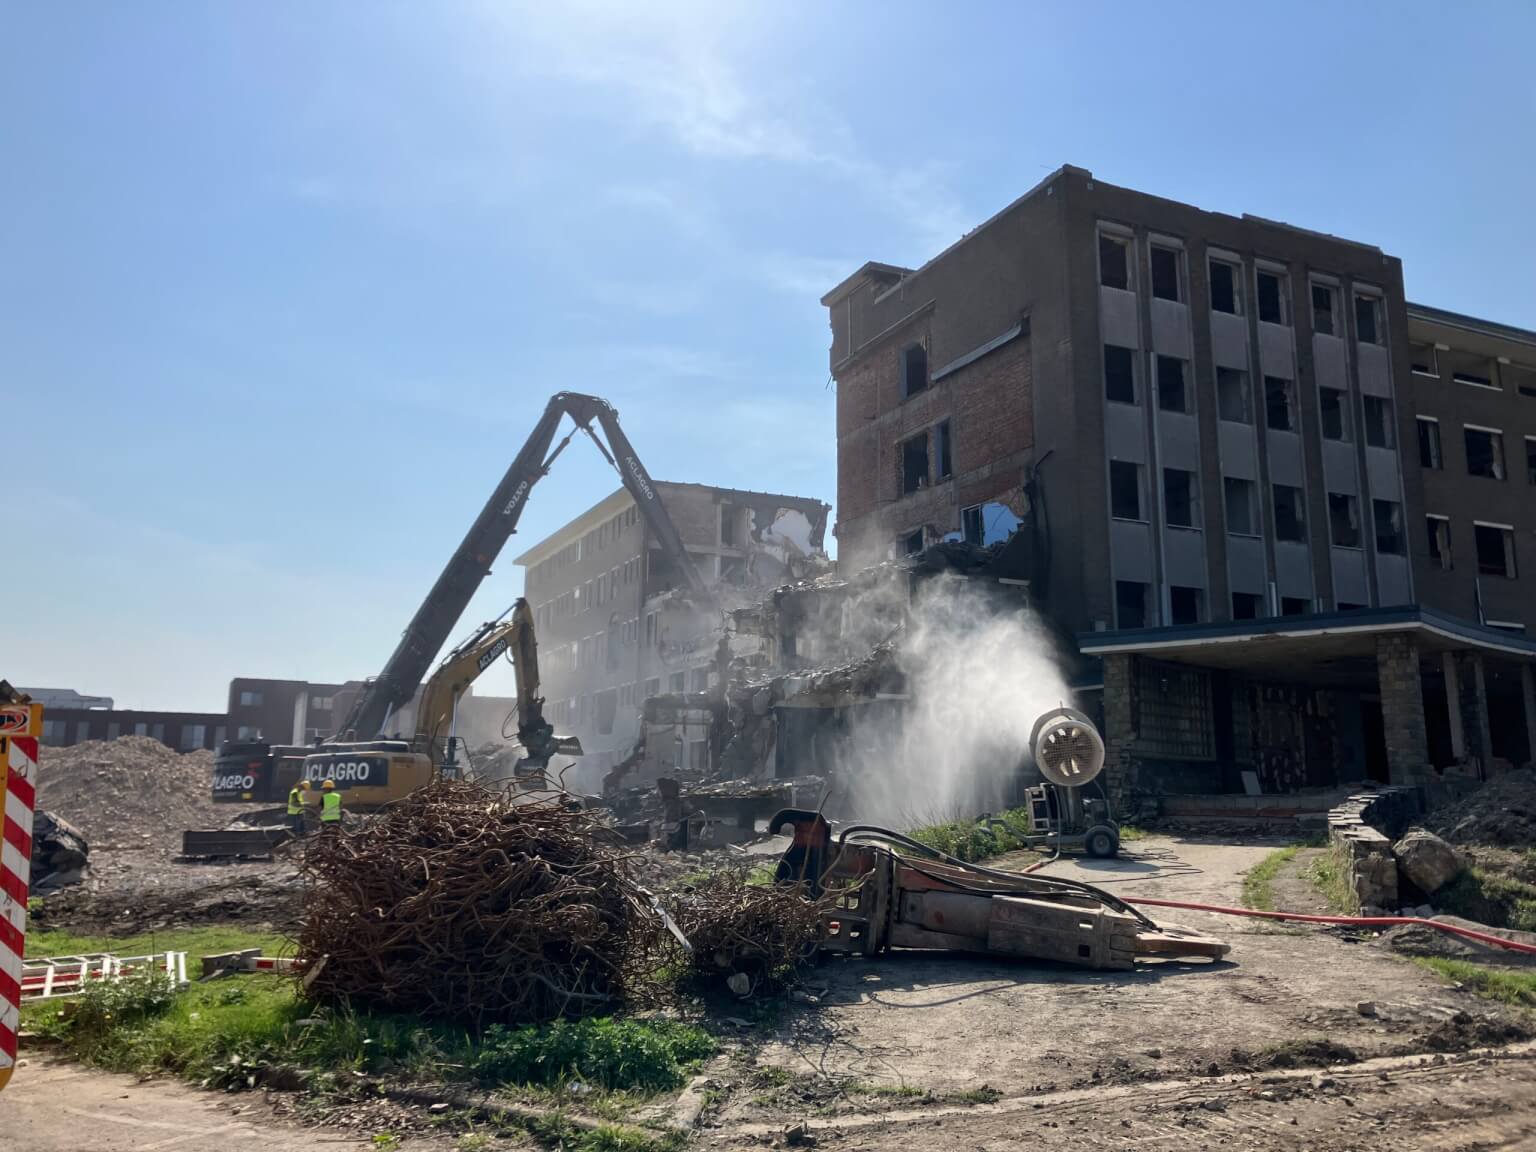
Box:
<box><xmin>0</xmin><ymin>699</ymin><xmax>42</xmax><ymax>1094</ymax></box>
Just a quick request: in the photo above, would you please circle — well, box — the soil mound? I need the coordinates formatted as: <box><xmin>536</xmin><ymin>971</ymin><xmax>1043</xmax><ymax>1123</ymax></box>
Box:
<box><xmin>1423</xmin><ymin>771</ymin><xmax>1536</xmax><ymax>848</ymax></box>
<box><xmin>36</xmin><ymin>736</ymin><xmax>255</xmax><ymax>850</ymax></box>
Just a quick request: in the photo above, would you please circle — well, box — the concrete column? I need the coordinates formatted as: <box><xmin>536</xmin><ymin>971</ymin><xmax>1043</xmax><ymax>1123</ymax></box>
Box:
<box><xmin>1442</xmin><ymin>651</ymin><xmax>1466</xmax><ymax>762</ymax></box>
<box><xmin>1375</xmin><ymin>633</ymin><xmax>1429</xmax><ymax>785</ymax></box>
<box><xmin>1100</xmin><ymin>653</ymin><xmax>1136</xmax><ymax>803</ymax></box>
<box><xmin>1455</xmin><ymin>651</ymin><xmax>1492</xmax><ymax>773</ymax></box>
<box><xmin>1522</xmin><ymin>664</ymin><xmax>1536</xmax><ymax>771</ymax></box>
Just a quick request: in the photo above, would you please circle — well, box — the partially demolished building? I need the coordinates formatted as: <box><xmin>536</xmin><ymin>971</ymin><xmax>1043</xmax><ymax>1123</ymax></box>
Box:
<box><xmin>515</xmin><ymin>482</ymin><xmax>830</xmax><ymax>788</ymax></box>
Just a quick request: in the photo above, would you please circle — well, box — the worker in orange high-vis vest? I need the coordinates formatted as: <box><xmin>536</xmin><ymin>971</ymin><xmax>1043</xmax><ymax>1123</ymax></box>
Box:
<box><xmin>320</xmin><ymin>778</ymin><xmax>343</xmax><ymax>831</ymax></box>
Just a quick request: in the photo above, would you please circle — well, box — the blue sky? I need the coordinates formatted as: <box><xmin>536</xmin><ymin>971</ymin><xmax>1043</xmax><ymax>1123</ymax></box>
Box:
<box><xmin>6</xmin><ymin>2</ymin><xmax>1534</xmax><ymax>710</ymax></box>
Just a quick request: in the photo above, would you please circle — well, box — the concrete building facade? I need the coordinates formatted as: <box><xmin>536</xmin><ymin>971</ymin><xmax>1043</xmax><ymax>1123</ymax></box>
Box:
<box><xmin>516</xmin><ymin>483</ymin><xmax>829</xmax><ymax>785</ymax></box>
<box><xmin>825</xmin><ymin>165</ymin><xmax>1536</xmax><ymax>800</ymax></box>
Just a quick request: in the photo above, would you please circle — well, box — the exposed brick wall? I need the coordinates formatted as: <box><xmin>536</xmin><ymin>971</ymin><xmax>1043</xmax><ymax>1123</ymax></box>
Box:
<box><xmin>835</xmin><ymin>325</ymin><xmax>1033</xmax><ymax>567</ymax></box>
<box><xmin>1376</xmin><ymin>633</ymin><xmax>1430</xmax><ymax>783</ymax></box>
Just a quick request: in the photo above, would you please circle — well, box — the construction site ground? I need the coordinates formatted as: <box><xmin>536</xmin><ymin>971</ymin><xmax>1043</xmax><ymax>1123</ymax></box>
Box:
<box><xmin>697</xmin><ymin>834</ymin><xmax>1536</xmax><ymax>1150</ymax></box>
<box><xmin>15</xmin><ymin>833</ymin><xmax>1536</xmax><ymax>1149</ymax></box>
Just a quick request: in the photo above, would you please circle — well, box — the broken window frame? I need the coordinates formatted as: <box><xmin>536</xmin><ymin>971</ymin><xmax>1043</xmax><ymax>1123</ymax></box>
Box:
<box><xmin>1417</xmin><ymin>417</ymin><xmax>1442</xmax><ymax>470</ymax></box>
<box><xmin>1104</xmin><ymin>343</ymin><xmax>1137</xmax><ymax>404</ymax></box>
<box><xmin>1099</xmin><ymin>230</ymin><xmax>1132</xmax><ymax>291</ymax></box>
<box><xmin>1216</xmin><ymin>367</ymin><xmax>1252</xmax><ymax>424</ymax></box>
<box><xmin>1474</xmin><ymin>521</ymin><xmax>1517</xmax><ymax>579</ymax></box>
<box><xmin>1464</xmin><ymin>425</ymin><xmax>1505</xmax><ymax>480</ymax></box>
<box><xmin>1209</xmin><ymin>258</ymin><xmax>1243</xmax><ymax>316</ymax></box>
<box><xmin>1328</xmin><ymin>492</ymin><xmax>1362</xmax><ymax>549</ymax></box>
<box><xmin>1363</xmin><ymin>395</ymin><xmax>1396</xmax><ymax>450</ymax></box>
<box><xmin>1149</xmin><ymin>243</ymin><xmax>1182</xmax><ymax>302</ymax></box>
<box><xmin>1273</xmin><ymin>484</ymin><xmax>1306</xmax><ymax>543</ymax></box>
<box><xmin>1311</xmin><ymin>281</ymin><xmax>1339</xmax><ymax>336</ymax></box>
<box><xmin>1319</xmin><ymin>386</ymin><xmax>1350</xmax><ymax>442</ymax></box>
<box><xmin>900</xmin><ymin>342</ymin><xmax>929</xmax><ymax>399</ymax></box>
<box><xmin>899</xmin><ymin>430</ymin><xmax>930</xmax><ymax>495</ymax></box>
<box><xmin>1426</xmin><ymin>515</ymin><xmax>1452</xmax><ymax>571</ymax></box>
<box><xmin>1410</xmin><ymin>342</ymin><xmax>1440</xmax><ymax>378</ymax></box>
<box><xmin>1162</xmin><ymin>467</ymin><xmax>1201</xmax><ymax>530</ymax></box>
<box><xmin>1354</xmin><ymin>293</ymin><xmax>1383</xmax><ymax>346</ymax></box>
<box><xmin>936</xmin><ymin>419</ymin><xmax>953</xmax><ymax>480</ymax></box>
<box><xmin>1115</xmin><ymin>579</ymin><xmax>1150</xmax><ymax>629</ymax></box>
<box><xmin>960</xmin><ymin>504</ymin><xmax>983</xmax><ymax>546</ymax></box>
<box><xmin>1264</xmin><ymin>375</ymin><xmax>1297</xmax><ymax>432</ymax></box>
<box><xmin>1169</xmin><ymin>585</ymin><xmax>1204</xmax><ymax>626</ymax></box>
<box><xmin>902</xmin><ymin>528</ymin><xmax>925</xmax><ymax>556</ymax></box>
<box><xmin>1223</xmin><ymin>476</ymin><xmax>1260</xmax><ymax>537</ymax></box>
<box><xmin>1231</xmin><ymin>591</ymin><xmax>1265</xmax><ymax>620</ymax></box>
<box><xmin>1373</xmin><ymin>499</ymin><xmax>1404</xmax><ymax>555</ymax></box>
<box><xmin>1109</xmin><ymin>459</ymin><xmax>1144</xmax><ymax>522</ymax></box>
<box><xmin>1256</xmin><ymin>267</ymin><xmax>1289</xmax><ymax>326</ymax></box>
<box><xmin>1155</xmin><ymin>355</ymin><xmax>1190</xmax><ymax>413</ymax></box>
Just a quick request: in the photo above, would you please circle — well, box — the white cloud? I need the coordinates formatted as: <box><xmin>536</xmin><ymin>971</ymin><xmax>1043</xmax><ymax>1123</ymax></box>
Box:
<box><xmin>485</xmin><ymin>1</ymin><xmax>968</xmax><ymax>256</ymax></box>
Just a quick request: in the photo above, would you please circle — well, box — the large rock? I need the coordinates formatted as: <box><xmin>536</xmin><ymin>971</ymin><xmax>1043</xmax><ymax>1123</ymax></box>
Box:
<box><xmin>1393</xmin><ymin>829</ymin><xmax>1462</xmax><ymax>895</ymax></box>
<box><xmin>30</xmin><ymin>809</ymin><xmax>91</xmax><ymax>891</ymax></box>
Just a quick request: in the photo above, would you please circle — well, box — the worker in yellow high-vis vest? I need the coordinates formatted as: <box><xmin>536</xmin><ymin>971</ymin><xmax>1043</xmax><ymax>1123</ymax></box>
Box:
<box><xmin>286</xmin><ymin>780</ymin><xmax>310</xmax><ymax>836</ymax></box>
<box><xmin>320</xmin><ymin>778</ymin><xmax>343</xmax><ymax>831</ymax></box>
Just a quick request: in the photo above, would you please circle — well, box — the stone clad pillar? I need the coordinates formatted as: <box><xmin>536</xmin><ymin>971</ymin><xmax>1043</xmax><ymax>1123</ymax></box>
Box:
<box><xmin>1375</xmin><ymin>633</ymin><xmax>1429</xmax><ymax>784</ymax></box>
<box><xmin>1455</xmin><ymin>651</ymin><xmax>1492</xmax><ymax>773</ymax></box>
<box><xmin>1100</xmin><ymin>653</ymin><xmax>1136</xmax><ymax>803</ymax></box>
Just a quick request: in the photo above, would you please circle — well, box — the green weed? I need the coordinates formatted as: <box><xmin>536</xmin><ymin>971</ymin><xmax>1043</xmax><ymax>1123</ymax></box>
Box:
<box><xmin>1242</xmin><ymin>843</ymin><xmax>1305</xmax><ymax>911</ymax></box>
<box><xmin>1306</xmin><ymin>846</ymin><xmax>1359</xmax><ymax>915</ymax></box>
<box><xmin>908</xmin><ymin>806</ymin><xmax>1034</xmax><ymax>863</ymax></box>
<box><xmin>1414</xmin><ymin>957</ymin><xmax>1536</xmax><ymax>1008</ymax></box>
<box><xmin>1436</xmin><ymin>868</ymin><xmax>1536</xmax><ymax>933</ymax></box>
<box><xmin>25</xmin><ymin>970</ymin><xmax>714</xmax><ymax>1098</ymax></box>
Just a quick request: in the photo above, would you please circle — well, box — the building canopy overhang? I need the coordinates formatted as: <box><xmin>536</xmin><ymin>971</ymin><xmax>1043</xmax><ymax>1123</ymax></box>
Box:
<box><xmin>1077</xmin><ymin>606</ymin><xmax>1536</xmax><ymax>687</ymax></box>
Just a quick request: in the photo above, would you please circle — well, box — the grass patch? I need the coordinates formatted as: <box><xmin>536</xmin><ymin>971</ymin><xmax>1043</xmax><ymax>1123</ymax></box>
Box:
<box><xmin>850</xmin><ymin>1082</ymin><xmax>925</xmax><ymax>1099</ymax></box>
<box><xmin>1117</xmin><ymin>825</ymin><xmax>1148</xmax><ymax>842</ymax></box>
<box><xmin>1241</xmin><ymin>843</ymin><xmax>1304</xmax><ymax>911</ymax></box>
<box><xmin>24</xmin><ymin>924</ymin><xmax>285</xmax><ymax>961</ymax></box>
<box><xmin>1436</xmin><ymin>868</ymin><xmax>1536</xmax><ymax>933</ymax></box>
<box><xmin>24</xmin><ymin>971</ymin><xmax>716</xmax><ymax>1098</ymax></box>
<box><xmin>1415</xmin><ymin>957</ymin><xmax>1536</xmax><ymax>1008</ymax></box>
<box><xmin>1306</xmin><ymin>845</ymin><xmax>1359</xmax><ymax>915</ymax></box>
<box><xmin>908</xmin><ymin>806</ymin><xmax>1034</xmax><ymax>863</ymax></box>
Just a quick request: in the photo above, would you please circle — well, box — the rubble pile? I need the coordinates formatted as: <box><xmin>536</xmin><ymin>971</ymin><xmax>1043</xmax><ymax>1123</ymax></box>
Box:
<box><xmin>670</xmin><ymin>871</ymin><xmax>824</xmax><ymax>988</ymax></box>
<box><xmin>36</xmin><ymin>737</ymin><xmax>249</xmax><ymax>851</ymax></box>
<box><xmin>1424</xmin><ymin>771</ymin><xmax>1536</xmax><ymax>848</ymax></box>
<box><xmin>297</xmin><ymin>780</ymin><xmax>667</xmax><ymax>1024</ymax></box>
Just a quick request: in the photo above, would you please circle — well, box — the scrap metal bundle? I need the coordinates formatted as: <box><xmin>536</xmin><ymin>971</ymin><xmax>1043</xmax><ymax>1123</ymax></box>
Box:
<box><xmin>670</xmin><ymin>871</ymin><xmax>827</xmax><ymax>984</ymax></box>
<box><xmin>296</xmin><ymin>781</ymin><xmax>665</xmax><ymax>1024</ymax></box>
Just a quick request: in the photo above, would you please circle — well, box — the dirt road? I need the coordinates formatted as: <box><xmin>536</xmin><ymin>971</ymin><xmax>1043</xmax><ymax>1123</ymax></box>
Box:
<box><xmin>4</xmin><ymin>1056</ymin><xmax>449</xmax><ymax>1151</ymax></box>
<box><xmin>703</xmin><ymin>835</ymin><xmax>1536</xmax><ymax>1150</ymax></box>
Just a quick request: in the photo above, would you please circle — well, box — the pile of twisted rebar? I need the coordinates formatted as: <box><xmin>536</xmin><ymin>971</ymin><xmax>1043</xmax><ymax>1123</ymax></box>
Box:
<box><xmin>670</xmin><ymin>871</ymin><xmax>827</xmax><ymax>984</ymax></box>
<box><xmin>296</xmin><ymin>781</ymin><xmax>666</xmax><ymax>1024</ymax></box>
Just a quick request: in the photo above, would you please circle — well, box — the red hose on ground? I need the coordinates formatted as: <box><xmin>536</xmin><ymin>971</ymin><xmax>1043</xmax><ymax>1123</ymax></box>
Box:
<box><xmin>1124</xmin><ymin>896</ymin><xmax>1536</xmax><ymax>957</ymax></box>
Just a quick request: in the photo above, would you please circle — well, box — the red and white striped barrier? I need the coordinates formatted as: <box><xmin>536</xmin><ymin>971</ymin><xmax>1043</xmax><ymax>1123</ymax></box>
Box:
<box><xmin>20</xmin><ymin>952</ymin><xmax>188</xmax><ymax>1001</ymax></box>
<box><xmin>0</xmin><ymin>701</ymin><xmax>42</xmax><ymax>1094</ymax></box>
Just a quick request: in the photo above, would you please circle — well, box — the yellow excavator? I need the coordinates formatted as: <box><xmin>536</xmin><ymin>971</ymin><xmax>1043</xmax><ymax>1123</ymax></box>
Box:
<box><xmin>297</xmin><ymin>598</ymin><xmax>582</xmax><ymax>808</ymax></box>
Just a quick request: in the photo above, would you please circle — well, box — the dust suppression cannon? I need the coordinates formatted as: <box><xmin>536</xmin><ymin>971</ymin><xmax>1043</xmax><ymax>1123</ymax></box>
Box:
<box><xmin>1019</xmin><ymin>705</ymin><xmax>1120</xmax><ymax>858</ymax></box>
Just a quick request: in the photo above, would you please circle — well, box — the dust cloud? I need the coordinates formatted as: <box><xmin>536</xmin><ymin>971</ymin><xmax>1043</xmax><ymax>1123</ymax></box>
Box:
<box><xmin>834</xmin><ymin>575</ymin><xmax>1072</xmax><ymax>829</ymax></box>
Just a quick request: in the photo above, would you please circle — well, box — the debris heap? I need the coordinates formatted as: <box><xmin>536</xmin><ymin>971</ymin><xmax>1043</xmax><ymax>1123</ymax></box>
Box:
<box><xmin>297</xmin><ymin>781</ymin><xmax>664</xmax><ymax>1024</ymax></box>
<box><xmin>671</xmin><ymin>871</ymin><xmax>826</xmax><ymax>986</ymax></box>
<box><xmin>1424</xmin><ymin>771</ymin><xmax>1536</xmax><ymax>848</ymax></box>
